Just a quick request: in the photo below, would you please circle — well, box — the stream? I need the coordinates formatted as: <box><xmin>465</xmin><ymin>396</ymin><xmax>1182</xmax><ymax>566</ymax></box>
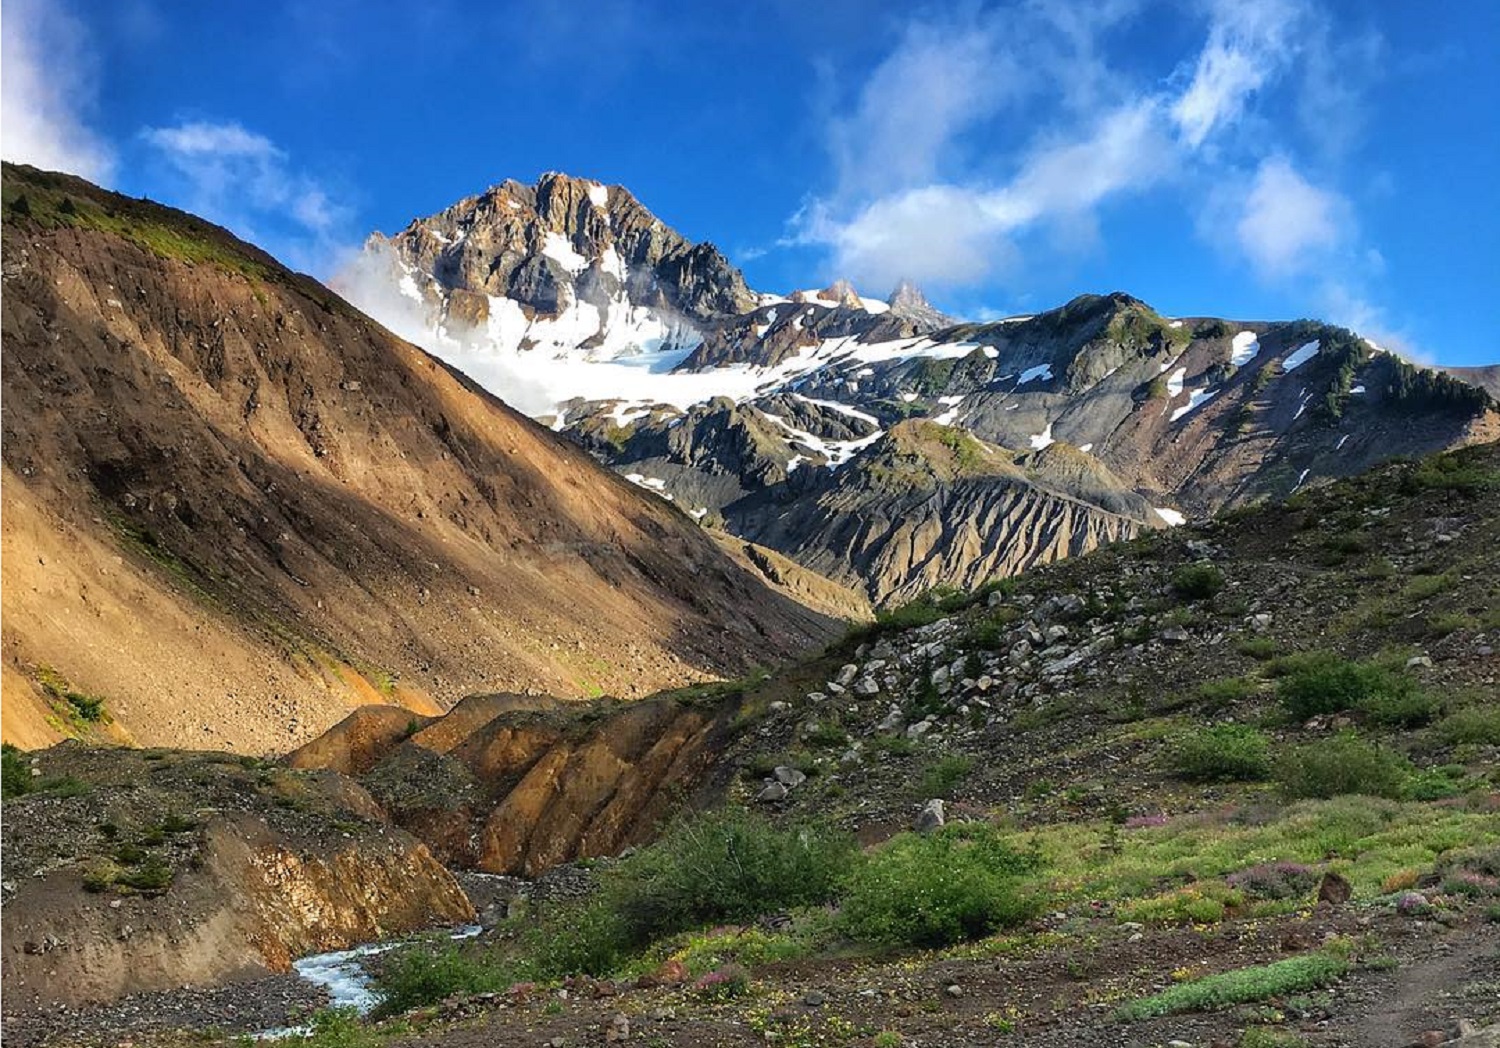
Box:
<box><xmin>257</xmin><ymin>925</ymin><xmax>482</xmax><ymax>1037</ymax></box>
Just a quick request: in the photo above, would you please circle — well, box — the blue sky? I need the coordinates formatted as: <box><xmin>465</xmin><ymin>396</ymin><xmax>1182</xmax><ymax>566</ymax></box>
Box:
<box><xmin>3</xmin><ymin>0</ymin><xmax>1496</xmax><ymax>365</ymax></box>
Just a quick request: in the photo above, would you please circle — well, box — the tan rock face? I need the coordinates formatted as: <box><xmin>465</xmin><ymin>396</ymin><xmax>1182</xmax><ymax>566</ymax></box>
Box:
<box><xmin>291</xmin><ymin>692</ymin><xmax>740</xmax><ymax>877</ymax></box>
<box><xmin>0</xmin><ymin>164</ymin><xmax>843</xmax><ymax>752</ymax></box>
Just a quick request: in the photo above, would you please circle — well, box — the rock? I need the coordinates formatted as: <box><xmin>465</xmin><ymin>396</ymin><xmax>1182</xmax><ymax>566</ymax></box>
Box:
<box><xmin>877</xmin><ymin>708</ymin><xmax>904</xmax><ymax>732</ymax></box>
<box><xmin>768</xmin><ymin>701</ymin><xmax>789</xmax><ymax>713</ymax></box>
<box><xmin>1161</xmin><ymin>626</ymin><xmax>1190</xmax><ymax>644</ymax></box>
<box><xmin>605</xmin><ymin>1011</ymin><xmax>630</xmax><ymax>1042</ymax></box>
<box><xmin>1406</xmin><ymin>655</ymin><xmax>1434</xmax><ymax>670</ymax></box>
<box><xmin>803</xmin><ymin>990</ymin><xmax>826</xmax><ymax>1007</ymax></box>
<box><xmin>931</xmin><ymin>665</ymin><xmax>951</xmax><ymax>687</ymax></box>
<box><xmin>803</xmin><ymin>693</ymin><xmax>826</xmax><ymax>704</ymax></box>
<box><xmin>825</xmin><ymin>681</ymin><xmax>847</xmax><ymax>696</ymax></box>
<box><xmin>835</xmin><ymin>663</ymin><xmax>859</xmax><ymax>687</ymax></box>
<box><xmin>772</xmin><ymin>766</ymin><xmax>807</xmax><ymax>788</ymax></box>
<box><xmin>1250</xmin><ymin>613</ymin><xmax>1273</xmax><ymax>631</ymax></box>
<box><xmin>1317</xmin><ymin>871</ymin><xmax>1352</xmax><ymax>906</ymax></box>
<box><xmin>756</xmin><ymin>781</ymin><xmax>788</xmax><ymax>802</ymax></box>
<box><xmin>906</xmin><ymin>719</ymin><xmax>933</xmax><ymax>739</ymax></box>
<box><xmin>1444</xmin><ymin>1020</ymin><xmax>1500</xmax><ymax>1047</ymax></box>
<box><xmin>854</xmin><ymin>677</ymin><xmax>881</xmax><ymax>697</ymax></box>
<box><xmin>916</xmin><ymin>798</ymin><xmax>945</xmax><ymax>833</ymax></box>
<box><xmin>944</xmin><ymin>984</ymin><xmax>963</xmax><ymax>998</ymax></box>
<box><xmin>1044</xmin><ymin>624</ymin><xmax>1069</xmax><ymax>645</ymax></box>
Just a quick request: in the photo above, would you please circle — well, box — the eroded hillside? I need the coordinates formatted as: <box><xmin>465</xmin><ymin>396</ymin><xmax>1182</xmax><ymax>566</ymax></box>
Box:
<box><xmin>0</xmin><ymin>165</ymin><xmax>845</xmax><ymax>753</ymax></box>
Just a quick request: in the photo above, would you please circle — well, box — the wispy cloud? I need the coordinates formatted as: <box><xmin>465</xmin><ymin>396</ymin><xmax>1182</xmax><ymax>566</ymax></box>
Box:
<box><xmin>1232</xmin><ymin>156</ymin><xmax>1348</xmax><ymax>278</ymax></box>
<box><xmin>139</xmin><ymin>120</ymin><xmax>351</xmax><ymax>274</ymax></box>
<box><xmin>1170</xmin><ymin>0</ymin><xmax>1304</xmax><ymax>148</ymax></box>
<box><xmin>0</xmin><ymin>0</ymin><xmax>115</xmax><ymax>182</ymax></box>
<box><xmin>789</xmin><ymin>0</ymin><xmax>1389</xmax><ymax>321</ymax></box>
<box><xmin>797</xmin><ymin>100</ymin><xmax>1171</xmax><ymax>292</ymax></box>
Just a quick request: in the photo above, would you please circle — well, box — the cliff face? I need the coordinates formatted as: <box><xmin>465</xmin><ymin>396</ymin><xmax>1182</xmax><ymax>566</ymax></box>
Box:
<box><xmin>0</xmin><ymin>164</ymin><xmax>842</xmax><ymax>752</ymax></box>
<box><xmin>288</xmin><ymin>692</ymin><xmax>749</xmax><ymax>877</ymax></box>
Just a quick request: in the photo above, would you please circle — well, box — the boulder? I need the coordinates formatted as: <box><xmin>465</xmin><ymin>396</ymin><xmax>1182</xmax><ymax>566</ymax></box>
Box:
<box><xmin>773</xmin><ymin>766</ymin><xmax>807</xmax><ymax>788</ymax></box>
<box><xmin>915</xmin><ymin>798</ymin><xmax>946</xmax><ymax>833</ymax></box>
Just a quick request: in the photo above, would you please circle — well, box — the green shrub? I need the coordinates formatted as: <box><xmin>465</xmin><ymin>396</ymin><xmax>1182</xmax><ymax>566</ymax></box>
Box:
<box><xmin>1170</xmin><ymin>725</ymin><xmax>1272</xmax><ymax>782</ymax></box>
<box><xmin>1277</xmin><ymin>655</ymin><xmax>1428</xmax><ymax>723</ymax></box>
<box><xmin>1402</xmin><ymin>573</ymin><xmax>1455</xmax><ymax>602</ymax></box>
<box><xmin>1241</xmin><ymin>1028</ymin><xmax>1312</xmax><ymax>1048</ymax></box>
<box><xmin>1114</xmin><ymin>951</ymin><xmax>1348</xmax><ymax>1020</ymax></box>
<box><xmin>114</xmin><ymin>856</ymin><xmax>173</xmax><ymax>893</ymax></box>
<box><xmin>1401</xmin><ymin>769</ymin><xmax>1462</xmax><ymax>801</ymax></box>
<box><xmin>1172</xmin><ymin>564</ymin><xmax>1225</xmax><ymax>600</ymax></box>
<box><xmin>1274</xmin><ymin>733</ymin><xmax>1410</xmax><ymax>799</ymax></box>
<box><xmin>1235</xmin><ymin>637</ymin><xmax>1279</xmax><ymax>660</ymax></box>
<box><xmin>372</xmin><ymin>942</ymin><xmax>516</xmax><ymax>1017</ymax></box>
<box><xmin>1</xmin><ymin>744</ymin><xmax>30</xmax><ymax>801</ymax></box>
<box><xmin>919</xmin><ymin>755</ymin><xmax>975</xmax><ymax>798</ymax></box>
<box><xmin>1359</xmin><ymin>685</ymin><xmax>1441</xmax><ymax>728</ymax></box>
<box><xmin>283</xmin><ymin>1008</ymin><xmax>379</xmax><ymax>1048</ymax></box>
<box><xmin>803</xmin><ymin>720</ymin><xmax>849</xmax><ymax>748</ymax></box>
<box><xmin>1117</xmin><ymin>880</ymin><xmax>1244</xmax><ymax>924</ymax></box>
<box><xmin>159</xmin><ymin>813</ymin><xmax>198</xmax><ymax>834</ymax></box>
<box><xmin>1437</xmin><ymin>705</ymin><xmax>1500</xmax><ymax>746</ymax></box>
<box><xmin>113</xmin><ymin>842</ymin><xmax>148</xmax><ymax>866</ymax></box>
<box><xmin>840</xmin><ymin>824</ymin><xmax>1042</xmax><ymax>947</ymax></box>
<box><xmin>1196</xmin><ymin>677</ymin><xmax>1258</xmax><ymax>712</ymax></box>
<box><xmin>602</xmin><ymin>808</ymin><xmax>853</xmax><ymax>951</ymax></box>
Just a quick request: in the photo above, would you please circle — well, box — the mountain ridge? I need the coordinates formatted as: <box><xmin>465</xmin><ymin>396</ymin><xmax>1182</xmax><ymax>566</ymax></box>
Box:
<box><xmin>0</xmin><ymin>163</ymin><xmax>846</xmax><ymax>752</ymax></box>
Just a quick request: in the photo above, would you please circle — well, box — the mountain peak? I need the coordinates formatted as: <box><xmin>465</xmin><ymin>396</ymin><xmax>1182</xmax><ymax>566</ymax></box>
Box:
<box><xmin>887</xmin><ymin>280</ymin><xmax>954</xmax><ymax>328</ymax></box>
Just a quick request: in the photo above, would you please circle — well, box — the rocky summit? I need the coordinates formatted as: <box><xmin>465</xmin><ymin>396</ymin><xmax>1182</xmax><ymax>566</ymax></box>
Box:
<box><xmin>347</xmin><ymin>182</ymin><xmax>1500</xmax><ymax>607</ymax></box>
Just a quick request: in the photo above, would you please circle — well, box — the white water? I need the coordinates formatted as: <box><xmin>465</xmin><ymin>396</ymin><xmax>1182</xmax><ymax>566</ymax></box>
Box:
<box><xmin>256</xmin><ymin>925</ymin><xmax>482</xmax><ymax>1038</ymax></box>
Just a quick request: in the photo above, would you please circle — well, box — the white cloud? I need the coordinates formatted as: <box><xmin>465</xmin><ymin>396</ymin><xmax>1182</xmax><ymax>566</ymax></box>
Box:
<box><xmin>788</xmin><ymin>0</ymin><xmax>1390</xmax><ymax>310</ymax></box>
<box><xmin>826</xmin><ymin>15</ymin><xmax>1023</xmax><ymax>202</ymax></box>
<box><xmin>0</xmin><ymin>0</ymin><xmax>115</xmax><ymax>182</ymax></box>
<box><xmin>806</xmin><ymin>101</ymin><xmax>1171</xmax><ymax>291</ymax></box>
<box><xmin>1171</xmin><ymin>0</ymin><xmax>1305</xmax><ymax>148</ymax></box>
<box><xmin>139</xmin><ymin>120</ymin><xmax>352</xmax><ymax>275</ymax></box>
<box><xmin>789</xmin><ymin>1</ymin><xmax>1307</xmax><ymax>294</ymax></box>
<box><xmin>1233</xmin><ymin>156</ymin><xmax>1348</xmax><ymax>277</ymax></box>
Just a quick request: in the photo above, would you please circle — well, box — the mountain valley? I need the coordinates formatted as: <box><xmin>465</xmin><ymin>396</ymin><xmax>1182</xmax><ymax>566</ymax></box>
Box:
<box><xmin>2</xmin><ymin>163</ymin><xmax>1498</xmax><ymax>1048</ymax></box>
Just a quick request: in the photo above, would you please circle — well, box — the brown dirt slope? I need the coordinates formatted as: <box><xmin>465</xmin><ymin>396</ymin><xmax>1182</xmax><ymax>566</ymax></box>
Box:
<box><xmin>0</xmin><ymin>164</ymin><xmax>844</xmax><ymax>753</ymax></box>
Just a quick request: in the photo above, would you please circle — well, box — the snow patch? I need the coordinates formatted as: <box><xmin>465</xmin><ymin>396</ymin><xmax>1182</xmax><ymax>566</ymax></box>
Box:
<box><xmin>1281</xmin><ymin>340</ymin><xmax>1320</xmax><ymax>373</ymax></box>
<box><xmin>1166</xmin><ymin>367</ymin><xmax>1187</xmax><ymax>398</ymax></box>
<box><xmin>1029</xmin><ymin>424</ymin><xmax>1055</xmax><ymax>451</ymax></box>
<box><xmin>1230</xmin><ymin>331</ymin><xmax>1260</xmax><ymax>367</ymax></box>
<box><xmin>1170</xmin><ymin>388</ymin><xmax>1217</xmax><ymax>422</ymax></box>
<box><xmin>541</xmin><ymin>232</ymin><xmax>588</xmax><ymax>275</ymax></box>
<box><xmin>1154</xmin><ymin>507</ymin><xmax>1186</xmax><ymax>527</ymax></box>
<box><xmin>1017</xmin><ymin>363</ymin><xmax>1053</xmax><ymax>385</ymax></box>
<box><xmin>588</xmin><ymin>183</ymin><xmax>609</xmax><ymax>208</ymax></box>
<box><xmin>1078</xmin><ymin>443</ymin><xmax>1094</xmax><ymax>453</ymax></box>
<box><xmin>1350</xmin><ymin>384</ymin><xmax>1366</xmax><ymax>394</ymax></box>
